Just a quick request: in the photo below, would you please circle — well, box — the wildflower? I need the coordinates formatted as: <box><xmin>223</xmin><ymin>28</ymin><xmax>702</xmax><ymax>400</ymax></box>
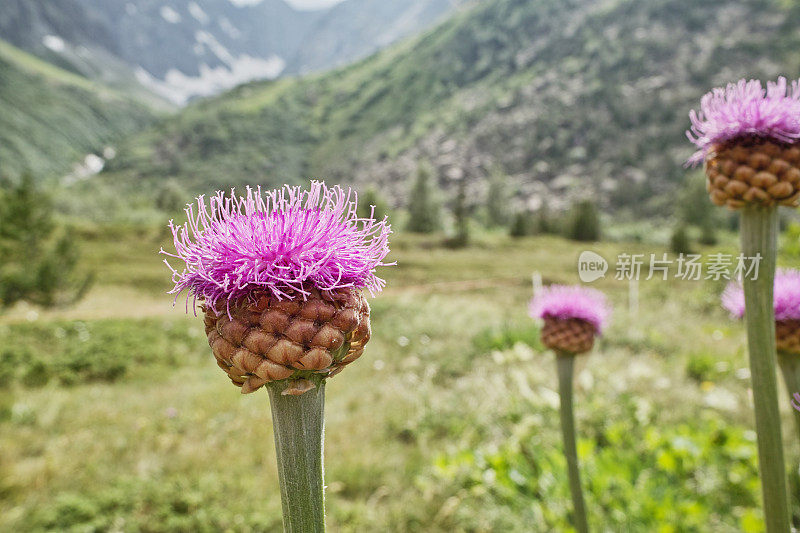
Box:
<box><xmin>162</xmin><ymin>181</ymin><xmax>392</xmax><ymax>394</ymax></box>
<box><xmin>722</xmin><ymin>268</ymin><xmax>800</xmax><ymax>354</ymax></box>
<box><xmin>686</xmin><ymin>77</ymin><xmax>800</xmax><ymax>209</ymax></box>
<box><xmin>529</xmin><ymin>284</ymin><xmax>610</xmax><ymax>355</ymax></box>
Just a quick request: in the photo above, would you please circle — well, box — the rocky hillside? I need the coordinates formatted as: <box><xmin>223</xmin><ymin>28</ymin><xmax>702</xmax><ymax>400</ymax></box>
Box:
<box><xmin>0</xmin><ymin>0</ymin><xmax>459</xmax><ymax>104</ymax></box>
<box><xmin>98</xmin><ymin>0</ymin><xmax>800</xmax><ymax>218</ymax></box>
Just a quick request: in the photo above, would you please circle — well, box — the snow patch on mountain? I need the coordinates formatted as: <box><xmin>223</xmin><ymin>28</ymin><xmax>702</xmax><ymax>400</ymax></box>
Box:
<box><xmin>219</xmin><ymin>17</ymin><xmax>241</xmax><ymax>39</ymax></box>
<box><xmin>188</xmin><ymin>2</ymin><xmax>210</xmax><ymax>25</ymax></box>
<box><xmin>135</xmin><ymin>54</ymin><xmax>285</xmax><ymax>105</ymax></box>
<box><xmin>160</xmin><ymin>6</ymin><xmax>182</xmax><ymax>24</ymax></box>
<box><xmin>228</xmin><ymin>0</ymin><xmax>264</xmax><ymax>7</ymax></box>
<box><xmin>195</xmin><ymin>30</ymin><xmax>234</xmax><ymax>64</ymax></box>
<box><xmin>42</xmin><ymin>35</ymin><xmax>66</xmax><ymax>52</ymax></box>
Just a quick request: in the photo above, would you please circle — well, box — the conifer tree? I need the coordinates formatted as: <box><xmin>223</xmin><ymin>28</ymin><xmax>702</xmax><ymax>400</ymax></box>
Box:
<box><xmin>406</xmin><ymin>164</ymin><xmax>441</xmax><ymax>233</ymax></box>
<box><xmin>0</xmin><ymin>173</ymin><xmax>91</xmax><ymax>310</ymax></box>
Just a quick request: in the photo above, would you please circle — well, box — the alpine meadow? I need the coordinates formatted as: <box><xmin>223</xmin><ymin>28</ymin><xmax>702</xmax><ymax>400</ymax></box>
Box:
<box><xmin>3</xmin><ymin>0</ymin><xmax>800</xmax><ymax>531</ymax></box>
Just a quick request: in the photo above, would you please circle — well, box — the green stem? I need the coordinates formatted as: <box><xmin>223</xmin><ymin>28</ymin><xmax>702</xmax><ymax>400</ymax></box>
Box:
<box><xmin>557</xmin><ymin>354</ymin><xmax>589</xmax><ymax>533</ymax></box>
<box><xmin>740</xmin><ymin>205</ymin><xmax>790</xmax><ymax>532</ymax></box>
<box><xmin>777</xmin><ymin>351</ymin><xmax>800</xmax><ymax>445</ymax></box>
<box><xmin>266</xmin><ymin>380</ymin><xmax>326</xmax><ymax>533</ymax></box>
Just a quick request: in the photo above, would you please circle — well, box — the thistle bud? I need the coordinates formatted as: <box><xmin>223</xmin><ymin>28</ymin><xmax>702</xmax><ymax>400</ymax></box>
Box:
<box><xmin>163</xmin><ymin>181</ymin><xmax>392</xmax><ymax>394</ymax></box>
<box><xmin>723</xmin><ymin>268</ymin><xmax>800</xmax><ymax>356</ymax></box>
<box><xmin>529</xmin><ymin>285</ymin><xmax>610</xmax><ymax>356</ymax></box>
<box><xmin>686</xmin><ymin>77</ymin><xmax>800</xmax><ymax>209</ymax></box>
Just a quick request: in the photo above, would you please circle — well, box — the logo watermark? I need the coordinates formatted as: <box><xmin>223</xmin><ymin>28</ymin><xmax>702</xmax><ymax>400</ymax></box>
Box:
<box><xmin>577</xmin><ymin>251</ymin><xmax>608</xmax><ymax>282</ymax></box>
<box><xmin>578</xmin><ymin>252</ymin><xmax>762</xmax><ymax>282</ymax></box>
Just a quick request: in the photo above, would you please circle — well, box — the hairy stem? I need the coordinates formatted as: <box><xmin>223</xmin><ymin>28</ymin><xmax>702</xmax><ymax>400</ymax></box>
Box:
<box><xmin>266</xmin><ymin>380</ymin><xmax>326</xmax><ymax>533</ymax></box>
<box><xmin>557</xmin><ymin>354</ymin><xmax>589</xmax><ymax>533</ymax></box>
<box><xmin>740</xmin><ymin>205</ymin><xmax>790</xmax><ymax>532</ymax></box>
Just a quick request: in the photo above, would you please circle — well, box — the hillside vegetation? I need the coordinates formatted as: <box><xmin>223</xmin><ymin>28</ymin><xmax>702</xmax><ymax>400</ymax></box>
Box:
<box><xmin>0</xmin><ymin>39</ymin><xmax>157</xmax><ymax>180</ymax></box>
<box><xmin>98</xmin><ymin>0</ymin><xmax>800</xmax><ymax>219</ymax></box>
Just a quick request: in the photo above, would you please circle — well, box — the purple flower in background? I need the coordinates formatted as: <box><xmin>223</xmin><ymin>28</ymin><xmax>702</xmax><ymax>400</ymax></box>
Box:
<box><xmin>793</xmin><ymin>392</ymin><xmax>800</xmax><ymax>412</ymax></box>
<box><xmin>686</xmin><ymin>77</ymin><xmax>800</xmax><ymax>166</ymax></box>
<box><xmin>722</xmin><ymin>268</ymin><xmax>800</xmax><ymax>321</ymax></box>
<box><xmin>162</xmin><ymin>181</ymin><xmax>392</xmax><ymax>312</ymax></box>
<box><xmin>529</xmin><ymin>284</ymin><xmax>610</xmax><ymax>334</ymax></box>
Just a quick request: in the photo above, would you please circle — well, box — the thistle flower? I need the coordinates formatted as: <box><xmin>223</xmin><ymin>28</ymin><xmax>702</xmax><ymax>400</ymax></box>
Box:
<box><xmin>162</xmin><ymin>181</ymin><xmax>392</xmax><ymax>395</ymax></box>
<box><xmin>530</xmin><ymin>284</ymin><xmax>609</xmax><ymax>533</ymax></box>
<box><xmin>529</xmin><ymin>284</ymin><xmax>610</xmax><ymax>355</ymax></box>
<box><xmin>687</xmin><ymin>77</ymin><xmax>800</xmax><ymax>165</ymax></box>
<box><xmin>162</xmin><ymin>181</ymin><xmax>392</xmax><ymax>532</ymax></box>
<box><xmin>163</xmin><ymin>181</ymin><xmax>391</xmax><ymax>311</ymax></box>
<box><xmin>723</xmin><ymin>268</ymin><xmax>800</xmax><ymax>359</ymax></box>
<box><xmin>725</xmin><ymin>269</ymin><xmax>800</xmax><ymax>447</ymax></box>
<box><xmin>686</xmin><ymin>77</ymin><xmax>800</xmax><ymax>209</ymax></box>
<box><xmin>722</xmin><ymin>268</ymin><xmax>800</xmax><ymax>321</ymax></box>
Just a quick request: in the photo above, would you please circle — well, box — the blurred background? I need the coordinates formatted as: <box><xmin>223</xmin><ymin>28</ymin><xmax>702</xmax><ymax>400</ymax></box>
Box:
<box><xmin>2</xmin><ymin>0</ymin><xmax>800</xmax><ymax>530</ymax></box>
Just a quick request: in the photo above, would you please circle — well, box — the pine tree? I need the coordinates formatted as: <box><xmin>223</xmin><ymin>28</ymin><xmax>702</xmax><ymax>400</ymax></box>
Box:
<box><xmin>486</xmin><ymin>168</ymin><xmax>510</xmax><ymax>227</ymax></box>
<box><xmin>536</xmin><ymin>201</ymin><xmax>554</xmax><ymax>234</ymax></box>
<box><xmin>0</xmin><ymin>173</ymin><xmax>91</xmax><ymax>310</ymax></box>
<box><xmin>509</xmin><ymin>211</ymin><xmax>531</xmax><ymax>238</ymax></box>
<box><xmin>567</xmin><ymin>200</ymin><xmax>601</xmax><ymax>242</ymax></box>
<box><xmin>699</xmin><ymin>218</ymin><xmax>717</xmax><ymax>246</ymax></box>
<box><xmin>449</xmin><ymin>179</ymin><xmax>470</xmax><ymax>247</ymax></box>
<box><xmin>406</xmin><ymin>164</ymin><xmax>441</xmax><ymax>233</ymax></box>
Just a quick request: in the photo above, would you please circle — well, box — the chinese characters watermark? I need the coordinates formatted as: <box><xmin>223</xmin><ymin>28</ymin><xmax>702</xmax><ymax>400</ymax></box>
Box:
<box><xmin>577</xmin><ymin>251</ymin><xmax>762</xmax><ymax>282</ymax></box>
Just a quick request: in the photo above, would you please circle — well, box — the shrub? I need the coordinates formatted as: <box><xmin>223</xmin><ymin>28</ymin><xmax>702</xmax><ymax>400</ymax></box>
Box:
<box><xmin>1</xmin><ymin>318</ymin><xmax>208</xmax><ymax>387</ymax></box>
<box><xmin>472</xmin><ymin>323</ymin><xmax>543</xmax><ymax>353</ymax></box>
<box><xmin>670</xmin><ymin>225</ymin><xmax>692</xmax><ymax>254</ymax></box>
<box><xmin>509</xmin><ymin>211</ymin><xmax>532</xmax><ymax>237</ymax></box>
<box><xmin>686</xmin><ymin>352</ymin><xmax>717</xmax><ymax>382</ymax></box>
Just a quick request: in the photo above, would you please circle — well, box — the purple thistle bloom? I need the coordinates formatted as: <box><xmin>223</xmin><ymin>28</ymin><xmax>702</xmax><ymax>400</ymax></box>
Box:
<box><xmin>686</xmin><ymin>77</ymin><xmax>800</xmax><ymax>166</ymax></box>
<box><xmin>529</xmin><ymin>284</ymin><xmax>611</xmax><ymax>334</ymax></box>
<box><xmin>161</xmin><ymin>181</ymin><xmax>392</xmax><ymax>312</ymax></box>
<box><xmin>722</xmin><ymin>268</ymin><xmax>800</xmax><ymax>321</ymax></box>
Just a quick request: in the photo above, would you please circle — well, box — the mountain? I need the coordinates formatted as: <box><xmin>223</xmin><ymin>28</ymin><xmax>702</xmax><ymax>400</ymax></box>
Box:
<box><xmin>287</xmin><ymin>0</ymin><xmax>459</xmax><ymax>74</ymax></box>
<box><xmin>0</xmin><ymin>38</ymin><xmax>156</xmax><ymax>180</ymax></box>
<box><xmin>94</xmin><ymin>0</ymin><xmax>800</xmax><ymax>219</ymax></box>
<box><xmin>0</xmin><ymin>0</ymin><xmax>459</xmax><ymax>105</ymax></box>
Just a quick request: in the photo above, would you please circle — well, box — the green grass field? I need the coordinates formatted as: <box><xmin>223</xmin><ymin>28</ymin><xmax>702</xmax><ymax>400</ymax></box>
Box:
<box><xmin>2</xmin><ymin>229</ymin><xmax>799</xmax><ymax>531</ymax></box>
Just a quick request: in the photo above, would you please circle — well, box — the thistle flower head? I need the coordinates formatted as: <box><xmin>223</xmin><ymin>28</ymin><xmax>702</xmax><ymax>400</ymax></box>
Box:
<box><xmin>529</xmin><ymin>284</ymin><xmax>610</xmax><ymax>334</ymax></box>
<box><xmin>722</xmin><ymin>268</ymin><xmax>800</xmax><ymax>320</ymax></box>
<box><xmin>686</xmin><ymin>77</ymin><xmax>800</xmax><ymax>166</ymax></box>
<box><xmin>162</xmin><ymin>181</ymin><xmax>392</xmax><ymax>312</ymax></box>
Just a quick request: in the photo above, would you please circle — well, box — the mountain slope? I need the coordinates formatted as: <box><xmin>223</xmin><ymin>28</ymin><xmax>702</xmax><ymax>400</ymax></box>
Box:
<box><xmin>0</xmin><ymin>39</ymin><xmax>157</xmax><ymax>180</ymax></box>
<box><xmin>100</xmin><ymin>0</ymin><xmax>800</xmax><ymax>217</ymax></box>
<box><xmin>0</xmin><ymin>0</ymin><xmax>459</xmax><ymax>105</ymax></box>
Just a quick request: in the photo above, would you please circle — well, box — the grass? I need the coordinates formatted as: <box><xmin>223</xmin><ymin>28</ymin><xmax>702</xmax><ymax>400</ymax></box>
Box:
<box><xmin>1</xmin><ymin>229</ymin><xmax>800</xmax><ymax>531</ymax></box>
